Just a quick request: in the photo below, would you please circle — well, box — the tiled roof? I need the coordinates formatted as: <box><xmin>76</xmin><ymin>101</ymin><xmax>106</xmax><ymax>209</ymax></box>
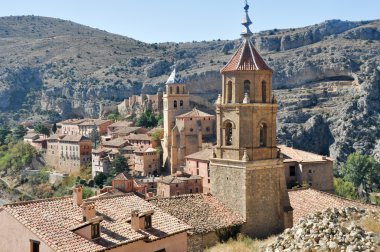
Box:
<box><xmin>24</xmin><ymin>132</ymin><xmax>39</xmax><ymax>139</ymax></box>
<box><xmin>61</xmin><ymin>135</ymin><xmax>90</xmax><ymax>143</ymax></box>
<box><xmin>3</xmin><ymin>194</ymin><xmax>190</xmax><ymax>251</ymax></box>
<box><xmin>79</xmin><ymin>119</ymin><xmax>111</xmax><ymax>126</ymax></box>
<box><xmin>134</xmin><ymin>146</ymin><xmax>157</xmax><ymax>154</ymax></box>
<box><xmin>126</xmin><ymin>133</ymin><xmax>151</xmax><ymax>141</ymax></box>
<box><xmin>149</xmin><ymin>194</ymin><xmax>244</xmax><ymax>234</ymax></box>
<box><xmin>185</xmin><ymin>148</ymin><xmax>213</xmax><ymax>161</ymax></box>
<box><xmin>279</xmin><ymin>145</ymin><xmax>334</xmax><ymax>163</ymax></box>
<box><xmin>289</xmin><ymin>188</ymin><xmax>379</xmax><ymax>223</ymax></box>
<box><xmin>108</xmin><ymin>121</ymin><xmax>134</xmax><ymax>128</ymax></box>
<box><xmin>113</xmin><ymin>127</ymin><xmax>142</xmax><ymax>135</ymax></box>
<box><xmin>159</xmin><ymin>174</ymin><xmax>204</xmax><ymax>185</ymax></box>
<box><xmin>176</xmin><ymin>108</ymin><xmax>215</xmax><ymax>119</ymax></box>
<box><xmin>221</xmin><ymin>39</ymin><xmax>272</xmax><ymax>73</ymax></box>
<box><xmin>113</xmin><ymin>172</ymin><xmax>133</xmax><ymax>181</ymax></box>
<box><xmin>166</xmin><ymin>69</ymin><xmax>184</xmax><ymax>84</ymax></box>
<box><xmin>102</xmin><ymin>137</ymin><xmax>129</xmax><ymax>148</ymax></box>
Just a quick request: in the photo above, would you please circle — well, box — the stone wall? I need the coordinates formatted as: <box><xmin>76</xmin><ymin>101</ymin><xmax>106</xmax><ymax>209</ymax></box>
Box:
<box><xmin>188</xmin><ymin>232</ymin><xmax>219</xmax><ymax>252</ymax></box>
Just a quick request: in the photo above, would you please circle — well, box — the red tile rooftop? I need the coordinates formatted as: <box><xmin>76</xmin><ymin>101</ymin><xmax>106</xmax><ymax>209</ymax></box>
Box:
<box><xmin>221</xmin><ymin>39</ymin><xmax>272</xmax><ymax>73</ymax></box>
<box><xmin>2</xmin><ymin>193</ymin><xmax>190</xmax><ymax>252</ymax></box>
<box><xmin>149</xmin><ymin>194</ymin><xmax>244</xmax><ymax>234</ymax></box>
<box><xmin>289</xmin><ymin>188</ymin><xmax>379</xmax><ymax>224</ymax></box>
<box><xmin>176</xmin><ymin>108</ymin><xmax>215</xmax><ymax>119</ymax></box>
<box><xmin>279</xmin><ymin>145</ymin><xmax>334</xmax><ymax>163</ymax></box>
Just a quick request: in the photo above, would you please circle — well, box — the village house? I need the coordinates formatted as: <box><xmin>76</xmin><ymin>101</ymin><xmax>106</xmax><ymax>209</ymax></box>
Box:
<box><xmin>184</xmin><ymin>148</ymin><xmax>213</xmax><ymax>194</ymax></box>
<box><xmin>279</xmin><ymin>145</ymin><xmax>334</xmax><ymax>192</ymax></box>
<box><xmin>156</xmin><ymin>172</ymin><xmax>203</xmax><ymax>197</ymax></box>
<box><xmin>106</xmin><ymin>121</ymin><xmax>144</xmax><ymax>139</ymax></box>
<box><xmin>45</xmin><ymin>134</ymin><xmax>92</xmax><ymax>174</ymax></box>
<box><xmin>58</xmin><ymin>118</ymin><xmax>112</xmax><ymax>136</ymax></box>
<box><xmin>126</xmin><ymin>133</ymin><xmax>152</xmax><ymax>147</ymax></box>
<box><xmin>133</xmin><ymin>146</ymin><xmax>160</xmax><ymax>176</ymax></box>
<box><xmin>23</xmin><ymin>132</ymin><xmax>47</xmax><ymax>150</ymax></box>
<box><xmin>0</xmin><ymin>186</ymin><xmax>191</xmax><ymax>252</ymax></box>
<box><xmin>112</xmin><ymin>172</ymin><xmax>147</xmax><ymax>195</ymax></box>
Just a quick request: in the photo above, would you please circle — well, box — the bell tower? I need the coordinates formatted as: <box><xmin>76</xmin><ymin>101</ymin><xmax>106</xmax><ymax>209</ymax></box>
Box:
<box><xmin>210</xmin><ymin>2</ymin><xmax>293</xmax><ymax>237</ymax></box>
<box><xmin>163</xmin><ymin>69</ymin><xmax>190</xmax><ymax>173</ymax></box>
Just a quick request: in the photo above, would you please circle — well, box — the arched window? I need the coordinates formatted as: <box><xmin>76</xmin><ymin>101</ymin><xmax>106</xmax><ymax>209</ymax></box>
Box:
<box><xmin>182</xmin><ymin>86</ymin><xmax>185</xmax><ymax>94</ymax></box>
<box><xmin>227</xmin><ymin>81</ymin><xmax>232</xmax><ymax>103</ymax></box>
<box><xmin>176</xmin><ymin>86</ymin><xmax>180</xmax><ymax>94</ymax></box>
<box><xmin>174</xmin><ymin>100</ymin><xmax>177</xmax><ymax>108</ymax></box>
<box><xmin>170</xmin><ymin>86</ymin><xmax>173</xmax><ymax>94</ymax></box>
<box><xmin>260</xmin><ymin>123</ymin><xmax>267</xmax><ymax>147</ymax></box>
<box><xmin>180</xmin><ymin>100</ymin><xmax>183</xmax><ymax>107</ymax></box>
<box><xmin>262</xmin><ymin>81</ymin><xmax>267</xmax><ymax>103</ymax></box>
<box><xmin>244</xmin><ymin>80</ymin><xmax>251</xmax><ymax>98</ymax></box>
<box><xmin>225</xmin><ymin>122</ymin><xmax>233</xmax><ymax>146</ymax></box>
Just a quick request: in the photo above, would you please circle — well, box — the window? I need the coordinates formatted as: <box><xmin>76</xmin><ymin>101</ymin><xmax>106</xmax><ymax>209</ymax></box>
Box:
<box><xmin>182</xmin><ymin>86</ymin><xmax>185</xmax><ymax>93</ymax></box>
<box><xmin>289</xmin><ymin>166</ymin><xmax>296</xmax><ymax>176</ymax></box>
<box><xmin>259</xmin><ymin>123</ymin><xmax>267</xmax><ymax>147</ymax></box>
<box><xmin>173</xmin><ymin>100</ymin><xmax>177</xmax><ymax>108</ymax></box>
<box><xmin>144</xmin><ymin>215</ymin><xmax>152</xmax><ymax>229</ymax></box>
<box><xmin>190</xmin><ymin>189</ymin><xmax>193</xmax><ymax>193</ymax></box>
<box><xmin>30</xmin><ymin>240</ymin><xmax>40</xmax><ymax>252</ymax></box>
<box><xmin>91</xmin><ymin>223</ymin><xmax>100</xmax><ymax>239</ymax></box>
<box><xmin>176</xmin><ymin>184</ymin><xmax>178</xmax><ymax>187</ymax></box>
<box><xmin>169</xmin><ymin>87</ymin><xmax>172</xmax><ymax>94</ymax></box>
<box><xmin>206</xmin><ymin>127</ymin><xmax>210</xmax><ymax>132</ymax></box>
<box><xmin>196</xmin><ymin>188</ymin><xmax>199</xmax><ymax>193</ymax></box>
<box><xmin>244</xmin><ymin>80</ymin><xmax>251</xmax><ymax>98</ymax></box>
<box><xmin>197</xmin><ymin>168</ymin><xmax>199</xmax><ymax>175</ymax></box>
<box><xmin>180</xmin><ymin>100</ymin><xmax>183</xmax><ymax>107</ymax></box>
<box><xmin>308</xmin><ymin>169</ymin><xmax>312</xmax><ymax>174</ymax></box>
<box><xmin>196</xmin><ymin>161</ymin><xmax>199</xmax><ymax>168</ymax></box>
<box><xmin>176</xmin><ymin>86</ymin><xmax>180</xmax><ymax>94</ymax></box>
<box><xmin>262</xmin><ymin>81</ymin><xmax>267</xmax><ymax>103</ymax></box>
<box><xmin>225</xmin><ymin>122</ymin><xmax>233</xmax><ymax>146</ymax></box>
<box><xmin>155</xmin><ymin>249</ymin><xmax>166</xmax><ymax>252</ymax></box>
<box><xmin>227</xmin><ymin>81</ymin><xmax>232</xmax><ymax>103</ymax></box>
<box><xmin>190</xmin><ymin>128</ymin><xmax>194</xmax><ymax>132</ymax></box>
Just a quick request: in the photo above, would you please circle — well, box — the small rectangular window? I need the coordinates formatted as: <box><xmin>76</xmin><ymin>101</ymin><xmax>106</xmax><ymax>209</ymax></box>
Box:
<box><xmin>91</xmin><ymin>223</ymin><xmax>100</xmax><ymax>239</ymax></box>
<box><xmin>144</xmin><ymin>215</ymin><xmax>152</xmax><ymax>229</ymax></box>
<box><xmin>289</xmin><ymin>166</ymin><xmax>296</xmax><ymax>176</ymax></box>
<box><xmin>30</xmin><ymin>240</ymin><xmax>40</xmax><ymax>252</ymax></box>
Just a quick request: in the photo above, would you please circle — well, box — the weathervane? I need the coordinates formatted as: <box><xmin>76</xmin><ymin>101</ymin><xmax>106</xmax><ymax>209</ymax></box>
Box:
<box><xmin>241</xmin><ymin>0</ymin><xmax>253</xmax><ymax>38</ymax></box>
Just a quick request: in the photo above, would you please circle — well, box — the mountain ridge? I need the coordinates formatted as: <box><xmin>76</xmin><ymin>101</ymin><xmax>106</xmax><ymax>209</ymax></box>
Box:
<box><xmin>0</xmin><ymin>15</ymin><xmax>379</xmax><ymax>164</ymax></box>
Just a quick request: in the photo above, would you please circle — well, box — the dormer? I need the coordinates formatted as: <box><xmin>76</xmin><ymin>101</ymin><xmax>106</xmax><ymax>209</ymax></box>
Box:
<box><xmin>72</xmin><ymin>201</ymin><xmax>103</xmax><ymax>240</ymax></box>
<box><xmin>130</xmin><ymin>210</ymin><xmax>154</xmax><ymax>231</ymax></box>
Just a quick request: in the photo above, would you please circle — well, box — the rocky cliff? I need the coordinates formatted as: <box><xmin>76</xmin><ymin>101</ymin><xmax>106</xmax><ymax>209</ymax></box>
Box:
<box><xmin>0</xmin><ymin>16</ymin><xmax>379</xmax><ymax>163</ymax></box>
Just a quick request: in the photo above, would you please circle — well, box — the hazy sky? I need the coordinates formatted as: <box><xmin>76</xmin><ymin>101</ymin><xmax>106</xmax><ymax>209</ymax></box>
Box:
<box><xmin>1</xmin><ymin>0</ymin><xmax>379</xmax><ymax>43</ymax></box>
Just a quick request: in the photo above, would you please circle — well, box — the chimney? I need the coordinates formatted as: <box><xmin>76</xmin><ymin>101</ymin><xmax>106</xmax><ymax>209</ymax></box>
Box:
<box><xmin>73</xmin><ymin>185</ymin><xmax>83</xmax><ymax>206</ymax></box>
<box><xmin>131</xmin><ymin>210</ymin><xmax>154</xmax><ymax>231</ymax></box>
<box><xmin>82</xmin><ymin>202</ymin><xmax>96</xmax><ymax>222</ymax></box>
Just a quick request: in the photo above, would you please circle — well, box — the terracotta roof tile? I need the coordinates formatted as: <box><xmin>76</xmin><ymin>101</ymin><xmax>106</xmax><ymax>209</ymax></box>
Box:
<box><xmin>3</xmin><ymin>194</ymin><xmax>190</xmax><ymax>251</ymax></box>
<box><xmin>279</xmin><ymin>145</ymin><xmax>333</xmax><ymax>163</ymax></box>
<box><xmin>102</xmin><ymin>137</ymin><xmax>129</xmax><ymax>148</ymax></box>
<box><xmin>185</xmin><ymin>148</ymin><xmax>213</xmax><ymax>161</ymax></box>
<box><xmin>221</xmin><ymin>39</ymin><xmax>272</xmax><ymax>73</ymax></box>
<box><xmin>149</xmin><ymin>194</ymin><xmax>244</xmax><ymax>234</ymax></box>
<box><xmin>176</xmin><ymin>108</ymin><xmax>215</xmax><ymax>119</ymax></box>
<box><xmin>289</xmin><ymin>188</ymin><xmax>379</xmax><ymax>223</ymax></box>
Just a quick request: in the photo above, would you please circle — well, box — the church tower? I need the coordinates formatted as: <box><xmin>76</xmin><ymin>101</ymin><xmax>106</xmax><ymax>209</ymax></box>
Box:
<box><xmin>210</xmin><ymin>2</ymin><xmax>293</xmax><ymax>237</ymax></box>
<box><xmin>163</xmin><ymin>69</ymin><xmax>190</xmax><ymax>173</ymax></box>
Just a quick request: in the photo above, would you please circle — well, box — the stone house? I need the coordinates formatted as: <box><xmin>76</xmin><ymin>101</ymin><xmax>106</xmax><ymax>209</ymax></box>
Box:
<box><xmin>106</xmin><ymin>121</ymin><xmax>143</xmax><ymax>139</ymax></box>
<box><xmin>45</xmin><ymin>134</ymin><xmax>92</xmax><ymax>174</ymax></box>
<box><xmin>112</xmin><ymin>172</ymin><xmax>147</xmax><ymax>195</ymax></box>
<box><xmin>0</xmin><ymin>186</ymin><xmax>190</xmax><ymax>252</ymax></box>
<box><xmin>156</xmin><ymin>172</ymin><xmax>203</xmax><ymax>197</ymax></box>
<box><xmin>133</xmin><ymin>146</ymin><xmax>160</xmax><ymax>176</ymax></box>
<box><xmin>126</xmin><ymin>133</ymin><xmax>152</xmax><ymax>147</ymax></box>
<box><xmin>279</xmin><ymin>145</ymin><xmax>334</xmax><ymax>192</ymax></box>
<box><xmin>184</xmin><ymin>148</ymin><xmax>213</xmax><ymax>194</ymax></box>
<box><xmin>149</xmin><ymin>194</ymin><xmax>245</xmax><ymax>252</ymax></box>
<box><xmin>58</xmin><ymin>118</ymin><xmax>112</xmax><ymax>136</ymax></box>
<box><xmin>23</xmin><ymin>132</ymin><xmax>47</xmax><ymax>150</ymax></box>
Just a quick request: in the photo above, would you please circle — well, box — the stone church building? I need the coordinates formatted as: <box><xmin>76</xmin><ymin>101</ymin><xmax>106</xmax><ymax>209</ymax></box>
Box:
<box><xmin>163</xmin><ymin>69</ymin><xmax>216</xmax><ymax>174</ymax></box>
<box><xmin>210</xmin><ymin>3</ymin><xmax>293</xmax><ymax>237</ymax></box>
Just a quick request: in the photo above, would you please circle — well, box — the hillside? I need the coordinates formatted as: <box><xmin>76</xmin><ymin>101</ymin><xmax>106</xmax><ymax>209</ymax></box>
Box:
<box><xmin>0</xmin><ymin>16</ymin><xmax>379</xmax><ymax>163</ymax></box>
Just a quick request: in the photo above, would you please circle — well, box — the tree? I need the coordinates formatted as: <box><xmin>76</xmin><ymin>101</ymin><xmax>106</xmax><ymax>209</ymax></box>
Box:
<box><xmin>89</xmin><ymin>128</ymin><xmax>100</xmax><ymax>148</ymax></box>
<box><xmin>0</xmin><ymin>125</ymin><xmax>11</xmax><ymax>145</ymax></box>
<box><xmin>136</xmin><ymin>109</ymin><xmax>159</xmax><ymax>128</ymax></box>
<box><xmin>108</xmin><ymin>110</ymin><xmax>123</xmax><ymax>122</ymax></box>
<box><xmin>34</xmin><ymin>123</ymin><xmax>50</xmax><ymax>137</ymax></box>
<box><xmin>333</xmin><ymin>178</ymin><xmax>359</xmax><ymax>200</ymax></box>
<box><xmin>13</xmin><ymin>125</ymin><xmax>28</xmax><ymax>141</ymax></box>
<box><xmin>52</xmin><ymin>123</ymin><xmax>57</xmax><ymax>134</ymax></box>
<box><xmin>342</xmin><ymin>153</ymin><xmax>379</xmax><ymax>189</ymax></box>
<box><xmin>110</xmin><ymin>155</ymin><xmax>129</xmax><ymax>176</ymax></box>
<box><xmin>94</xmin><ymin>172</ymin><xmax>107</xmax><ymax>187</ymax></box>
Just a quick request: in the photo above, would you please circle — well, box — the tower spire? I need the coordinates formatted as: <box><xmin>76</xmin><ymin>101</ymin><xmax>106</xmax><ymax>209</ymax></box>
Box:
<box><xmin>241</xmin><ymin>0</ymin><xmax>253</xmax><ymax>39</ymax></box>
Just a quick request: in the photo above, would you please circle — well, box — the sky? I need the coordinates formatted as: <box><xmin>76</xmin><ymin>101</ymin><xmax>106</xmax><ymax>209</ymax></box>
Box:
<box><xmin>0</xmin><ymin>0</ymin><xmax>379</xmax><ymax>43</ymax></box>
